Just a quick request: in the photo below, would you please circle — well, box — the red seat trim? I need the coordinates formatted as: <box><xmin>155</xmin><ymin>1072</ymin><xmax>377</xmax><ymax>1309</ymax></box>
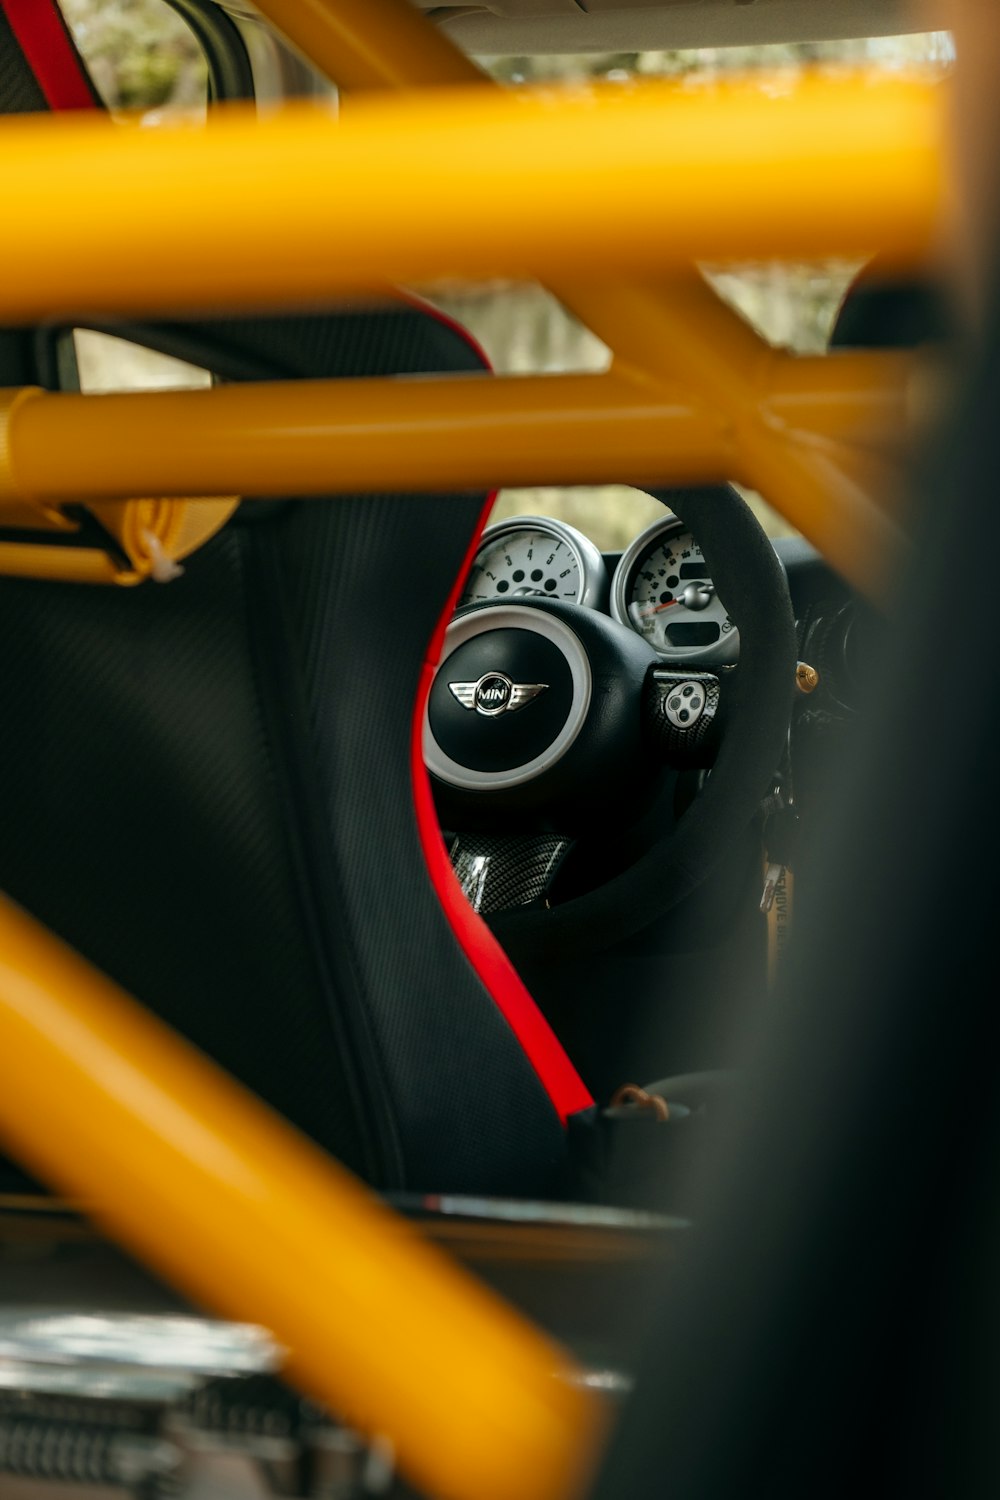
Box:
<box><xmin>1</xmin><ymin>0</ymin><xmax>98</xmax><ymax>111</ymax></box>
<box><xmin>409</xmin><ymin>299</ymin><xmax>594</xmax><ymax>1126</ymax></box>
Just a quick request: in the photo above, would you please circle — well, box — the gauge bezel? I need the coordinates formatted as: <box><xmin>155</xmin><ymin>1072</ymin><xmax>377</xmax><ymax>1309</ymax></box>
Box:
<box><xmin>459</xmin><ymin>515</ymin><xmax>608</xmax><ymax>611</ymax></box>
<box><xmin>609</xmin><ymin>512</ymin><xmax>740</xmax><ymax>666</ymax></box>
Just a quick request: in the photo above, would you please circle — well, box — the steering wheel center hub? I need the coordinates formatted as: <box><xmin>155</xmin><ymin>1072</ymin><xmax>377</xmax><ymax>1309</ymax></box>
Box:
<box><xmin>425</xmin><ymin>606</ymin><xmax>589</xmax><ymax>789</ymax></box>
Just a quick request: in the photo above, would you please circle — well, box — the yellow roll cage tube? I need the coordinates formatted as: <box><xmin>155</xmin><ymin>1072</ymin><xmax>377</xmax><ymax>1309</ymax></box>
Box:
<box><xmin>0</xmin><ymin>0</ymin><xmax>948</xmax><ymax>1498</ymax></box>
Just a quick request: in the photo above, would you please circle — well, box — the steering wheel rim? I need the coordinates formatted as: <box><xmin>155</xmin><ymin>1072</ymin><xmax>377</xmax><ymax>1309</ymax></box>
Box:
<box><xmin>477</xmin><ymin>485</ymin><xmax>797</xmax><ymax>960</ymax></box>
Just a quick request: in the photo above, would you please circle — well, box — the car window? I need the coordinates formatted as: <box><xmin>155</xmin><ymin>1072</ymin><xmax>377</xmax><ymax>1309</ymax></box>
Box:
<box><xmin>71</xmin><ymin>330</ymin><xmax>212</xmax><ymax>394</ymax></box>
<box><xmin>61</xmin><ymin>0</ymin><xmax>208</xmax><ymax>116</ymax></box>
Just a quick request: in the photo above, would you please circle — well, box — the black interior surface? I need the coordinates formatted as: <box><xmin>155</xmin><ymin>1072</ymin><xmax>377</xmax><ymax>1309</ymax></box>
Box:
<box><xmin>590</xmin><ymin>274</ymin><xmax>983</xmax><ymax>1494</ymax></box>
<box><xmin>0</xmin><ymin>5</ymin><xmax>46</xmax><ymax>112</ymax></box>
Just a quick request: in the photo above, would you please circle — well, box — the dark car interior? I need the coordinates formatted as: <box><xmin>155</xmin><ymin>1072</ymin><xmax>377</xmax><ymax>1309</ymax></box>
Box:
<box><xmin>0</xmin><ymin>0</ymin><xmax>949</xmax><ymax>1212</ymax></box>
<box><xmin>0</xmin><ymin>268</ymin><xmax>940</xmax><ymax>1212</ymax></box>
<box><xmin>5</xmin><ymin>0</ymin><xmax>998</xmax><ymax>1496</ymax></box>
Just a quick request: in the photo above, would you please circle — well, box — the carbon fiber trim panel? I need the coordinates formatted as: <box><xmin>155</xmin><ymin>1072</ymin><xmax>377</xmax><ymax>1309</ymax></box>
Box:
<box><xmin>451</xmin><ymin>833</ymin><xmax>571</xmax><ymax>915</ymax></box>
<box><xmin>644</xmin><ymin>668</ymin><xmax>723</xmax><ymax>767</ymax></box>
<box><xmin>0</xmin><ymin>8</ymin><xmax>46</xmax><ymax>113</ymax></box>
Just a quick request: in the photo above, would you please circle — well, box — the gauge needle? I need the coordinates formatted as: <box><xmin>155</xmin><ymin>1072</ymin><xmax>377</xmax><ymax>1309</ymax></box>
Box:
<box><xmin>635</xmin><ymin>583</ymin><xmax>715</xmax><ymax>619</ymax></box>
<box><xmin>633</xmin><ymin>598</ymin><xmax>683</xmax><ymax>620</ymax></box>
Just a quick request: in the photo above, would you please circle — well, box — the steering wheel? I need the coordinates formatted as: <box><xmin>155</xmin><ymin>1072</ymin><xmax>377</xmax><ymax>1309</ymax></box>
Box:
<box><xmin>423</xmin><ymin>486</ymin><xmax>797</xmax><ymax>960</ymax></box>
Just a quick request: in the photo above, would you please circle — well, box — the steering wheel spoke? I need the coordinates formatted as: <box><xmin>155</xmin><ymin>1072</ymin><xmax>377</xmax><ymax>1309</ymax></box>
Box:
<box><xmin>643</xmin><ymin>664</ymin><xmax>732</xmax><ymax>769</ymax></box>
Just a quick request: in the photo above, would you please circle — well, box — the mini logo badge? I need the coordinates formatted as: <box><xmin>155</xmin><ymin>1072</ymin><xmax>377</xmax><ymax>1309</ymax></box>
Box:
<box><xmin>449</xmin><ymin>672</ymin><xmax>548</xmax><ymax>717</ymax></box>
<box><xmin>475</xmin><ymin>674</ymin><xmax>512</xmax><ymax>713</ymax></box>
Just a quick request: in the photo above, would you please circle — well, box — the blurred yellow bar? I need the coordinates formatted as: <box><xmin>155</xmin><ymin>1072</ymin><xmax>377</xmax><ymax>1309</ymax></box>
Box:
<box><xmin>561</xmin><ymin>275</ymin><xmax>913</xmax><ymax>595</ymax></box>
<box><xmin>0</xmin><ymin>348</ymin><xmax>908</xmax><ymax>598</ymax></box>
<box><xmin>0</xmin><ymin>375</ymin><xmax>727</xmax><ymax>498</ymax></box>
<box><xmin>252</xmin><ymin>0</ymin><xmax>481</xmax><ymax>88</ymax></box>
<box><xmin>763</xmin><ymin>350</ymin><xmax>914</xmax><ymax>449</ymax></box>
<box><xmin>240</xmin><ymin>0</ymin><xmax>919</xmax><ymax>595</ymax></box>
<box><xmin>0</xmin><ymin>74</ymin><xmax>943</xmax><ymax>323</ymax></box>
<box><xmin>0</xmin><ymin>895</ymin><xmax>602</xmax><ymax>1500</ymax></box>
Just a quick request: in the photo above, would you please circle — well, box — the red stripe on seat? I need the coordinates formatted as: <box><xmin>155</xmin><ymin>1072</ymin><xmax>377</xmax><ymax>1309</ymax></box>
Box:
<box><xmin>2</xmin><ymin>0</ymin><xmax>97</xmax><ymax>110</ymax></box>
<box><xmin>408</xmin><ymin>300</ymin><xmax>593</xmax><ymax>1125</ymax></box>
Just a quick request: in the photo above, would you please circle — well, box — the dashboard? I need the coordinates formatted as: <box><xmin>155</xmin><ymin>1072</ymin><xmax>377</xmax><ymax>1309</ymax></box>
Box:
<box><xmin>453</xmin><ymin>508</ymin><xmax>872</xmax><ymax>727</ymax></box>
<box><xmin>457</xmin><ymin>513</ymin><xmax>739</xmax><ymax>667</ymax></box>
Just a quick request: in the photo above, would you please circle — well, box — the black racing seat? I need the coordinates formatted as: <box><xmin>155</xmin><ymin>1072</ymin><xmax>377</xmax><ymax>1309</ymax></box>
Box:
<box><xmin>0</xmin><ymin>0</ymin><xmax>591</xmax><ymax>1207</ymax></box>
<box><xmin>0</xmin><ymin>303</ymin><xmax>591</xmax><ymax>1199</ymax></box>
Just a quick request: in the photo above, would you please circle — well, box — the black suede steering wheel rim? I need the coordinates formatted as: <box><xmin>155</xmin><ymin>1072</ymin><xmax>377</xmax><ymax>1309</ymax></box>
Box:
<box><xmin>489</xmin><ymin>485</ymin><xmax>797</xmax><ymax>961</ymax></box>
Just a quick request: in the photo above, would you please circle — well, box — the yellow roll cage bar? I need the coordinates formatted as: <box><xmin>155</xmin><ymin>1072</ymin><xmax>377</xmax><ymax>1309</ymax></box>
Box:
<box><xmin>0</xmin><ymin>1</ymin><xmax>948</xmax><ymax>1497</ymax></box>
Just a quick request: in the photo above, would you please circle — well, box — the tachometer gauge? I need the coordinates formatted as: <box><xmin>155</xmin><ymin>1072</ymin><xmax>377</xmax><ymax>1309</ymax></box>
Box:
<box><xmin>458</xmin><ymin>517</ymin><xmax>607</xmax><ymax>610</ymax></box>
<box><xmin>610</xmin><ymin>514</ymin><xmax>739</xmax><ymax>665</ymax></box>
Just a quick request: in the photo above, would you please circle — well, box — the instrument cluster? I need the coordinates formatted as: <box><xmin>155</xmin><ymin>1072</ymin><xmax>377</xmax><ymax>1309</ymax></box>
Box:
<box><xmin>457</xmin><ymin>512</ymin><xmax>739</xmax><ymax>666</ymax></box>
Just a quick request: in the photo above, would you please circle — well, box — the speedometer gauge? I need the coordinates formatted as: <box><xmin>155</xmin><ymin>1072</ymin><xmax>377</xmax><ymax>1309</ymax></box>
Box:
<box><xmin>610</xmin><ymin>514</ymin><xmax>739</xmax><ymax>665</ymax></box>
<box><xmin>458</xmin><ymin>517</ymin><xmax>607</xmax><ymax>610</ymax></box>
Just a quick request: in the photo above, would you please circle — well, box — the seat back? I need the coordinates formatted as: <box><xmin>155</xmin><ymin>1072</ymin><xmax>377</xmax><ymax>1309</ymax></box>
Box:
<box><xmin>0</xmin><ymin>306</ymin><xmax>576</xmax><ymax>1196</ymax></box>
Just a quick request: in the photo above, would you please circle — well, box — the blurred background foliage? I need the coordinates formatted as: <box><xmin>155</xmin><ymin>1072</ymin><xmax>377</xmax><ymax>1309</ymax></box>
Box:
<box><xmin>62</xmin><ymin>0</ymin><xmax>207</xmax><ymax>111</ymax></box>
<box><xmin>60</xmin><ymin>2</ymin><xmax>950</xmax><ymax>545</ymax></box>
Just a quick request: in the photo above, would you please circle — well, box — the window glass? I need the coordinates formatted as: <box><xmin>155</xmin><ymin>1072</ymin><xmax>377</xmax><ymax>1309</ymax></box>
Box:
<box><xmin>73</xmin><ymin>330</ymin><xmax>211</xmax><ymax>394</ymax></box>
<box><xmin>61</xmin><ymin>0</ymin><xmax>208</xmax><ymax>115</ymax></box>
